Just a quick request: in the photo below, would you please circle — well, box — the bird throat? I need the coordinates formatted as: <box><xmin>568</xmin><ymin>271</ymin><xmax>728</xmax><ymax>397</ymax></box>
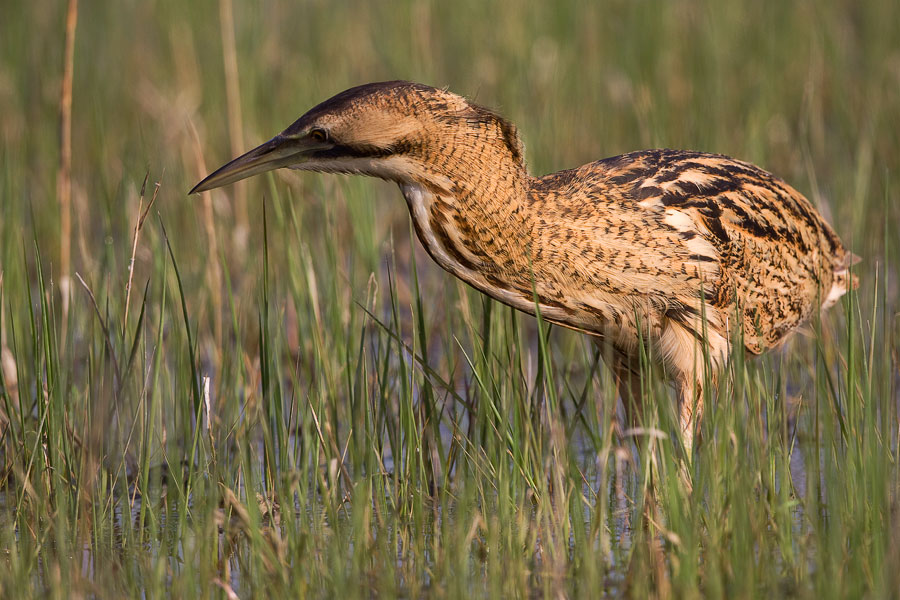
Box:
<box><xmin>398</xmin><ymin>174</ymin><xmax>564</xmax><ymax>321</ymax></box>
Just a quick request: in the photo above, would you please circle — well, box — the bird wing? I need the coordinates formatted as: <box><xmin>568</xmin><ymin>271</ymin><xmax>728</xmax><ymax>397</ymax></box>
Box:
<box><xmin>602</xmin><ymin>149</ymin><xmax>846</xmax><ymax>353</ymax></box>
<box><xmin>533</xmin><ymin>149</ymin><xmax>848</xmax><ymax>354</ymax></box>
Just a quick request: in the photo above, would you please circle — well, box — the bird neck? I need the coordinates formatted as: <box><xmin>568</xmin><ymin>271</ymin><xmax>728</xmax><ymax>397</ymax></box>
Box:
<box><xmin>395</xmin><ymin>143</ymin><xmax>547</xmax><ymax>311</ymax></box>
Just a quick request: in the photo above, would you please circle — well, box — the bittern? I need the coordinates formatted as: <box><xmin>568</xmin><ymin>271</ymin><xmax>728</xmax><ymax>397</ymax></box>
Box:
<box><xmin>192</xmin><ymin>81</ymin><xmax>857</xmax><ymax>449</ymax></box>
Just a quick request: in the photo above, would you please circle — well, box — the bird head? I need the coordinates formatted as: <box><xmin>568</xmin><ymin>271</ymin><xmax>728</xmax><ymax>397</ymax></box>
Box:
<box><xmin>190</xmin><ymin>81</ymin><xmax>524</xmax><ymax>194</ymax></box>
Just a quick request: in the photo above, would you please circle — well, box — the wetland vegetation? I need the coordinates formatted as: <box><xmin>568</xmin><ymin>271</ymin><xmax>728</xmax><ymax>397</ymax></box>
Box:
<box><xmin>1</xmin><ymin>0</ymin><xmax>898</xmax><ymax>597</ymax></box>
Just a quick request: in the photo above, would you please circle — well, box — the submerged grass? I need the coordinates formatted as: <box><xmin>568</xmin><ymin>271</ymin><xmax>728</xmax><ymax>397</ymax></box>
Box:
<box><xmin>1</xmin><ymin>0</ymin><xmax>899</xmax><ymax>597</ymax></box>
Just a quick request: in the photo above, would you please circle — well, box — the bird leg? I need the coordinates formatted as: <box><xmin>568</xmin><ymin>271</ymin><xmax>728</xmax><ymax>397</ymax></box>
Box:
<box><xmin>593</xmin><ymin>336</ymin><xmax>645</xmax><ymax>437</ymax></box>
<box><xmin>613</xmin><ymin>356</ymin><xmax>645</xmax><ymax>435</ymax></box>
<box><xmin>676</xmin><ymin>376</ymin><xmax>706</xmax><ymax>458</ymax></box>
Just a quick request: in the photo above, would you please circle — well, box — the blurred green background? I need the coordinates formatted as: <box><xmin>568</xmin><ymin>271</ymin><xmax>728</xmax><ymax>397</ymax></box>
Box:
<box><xmin>1</xmin><ymin>0</ymin><xmax>899</xmax><ymax>597</ymax></box>
<box><xmin>4</xmin><ymin>0</ymin><xmax>896</xmax><ymax>284</ymax></box>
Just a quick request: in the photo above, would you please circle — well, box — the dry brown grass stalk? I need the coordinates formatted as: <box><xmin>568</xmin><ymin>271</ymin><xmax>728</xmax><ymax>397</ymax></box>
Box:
<box><xmin>218</xmin><ymin>0</ymin><xmax>248</xmax><ymax>240</ymax></box>
<box><xmin>187</xmin><ymin>120</ymin><xmax>225</xmax><ymax>350</ymax></box>
<box><xmin>57</xmin><ymin>0</ymin><xmax>78</xmax><ymax>339</ymax></box>
<box><xmin>123</xmin><ymin>173</ymin><xmax>160</xmax><ymax>333</ymax></box>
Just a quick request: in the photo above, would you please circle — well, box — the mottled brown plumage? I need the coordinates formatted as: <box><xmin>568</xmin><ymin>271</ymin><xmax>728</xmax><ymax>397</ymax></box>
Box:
<box><xmin>192</xmin><ymin>81</ymin><xmax>858</xmax><ymax>448</ymax></box>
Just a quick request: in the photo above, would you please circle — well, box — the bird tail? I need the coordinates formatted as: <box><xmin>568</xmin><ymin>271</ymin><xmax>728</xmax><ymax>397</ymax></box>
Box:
<box><xmin>821</xmin><ymin>251</ymin><xmax>860</xmax><ymax>310</ymax></box>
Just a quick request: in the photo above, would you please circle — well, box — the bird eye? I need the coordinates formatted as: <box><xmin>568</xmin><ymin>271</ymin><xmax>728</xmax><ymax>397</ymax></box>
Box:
<box><xmin>309</xmin><ymin>128</ymin><xmax>328</xmax><ymax>143</ymax></box>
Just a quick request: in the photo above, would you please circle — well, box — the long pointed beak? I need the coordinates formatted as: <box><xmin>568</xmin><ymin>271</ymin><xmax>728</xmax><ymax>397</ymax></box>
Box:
<box><xmin>190</xmin><ymin>134</ymin><xmax>317</xmax><ymax>194</ymax></box>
